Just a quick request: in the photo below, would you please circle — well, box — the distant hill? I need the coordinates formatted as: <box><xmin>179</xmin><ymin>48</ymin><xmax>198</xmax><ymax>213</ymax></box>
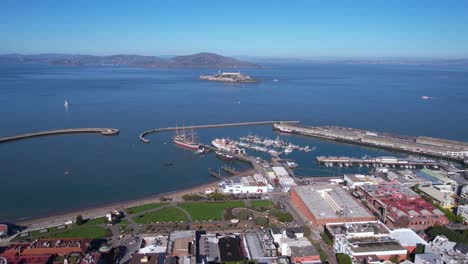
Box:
<box><xmin>170</xmin><ymin>53</ymin><xmax>258</xmax><ymax>68</ymax></box>
<box><xmin>0</xmin><ymin>52</ymin><xmax>260</xmax><ymax>69</ymax></box>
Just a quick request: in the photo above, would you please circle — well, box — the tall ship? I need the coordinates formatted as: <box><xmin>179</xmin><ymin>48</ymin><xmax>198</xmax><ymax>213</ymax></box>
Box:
<box><xmin>173</xmin><ymin>125</ymin><xmax>202</xmax><ymax>152</ymax></box>
<box><xmin>212</xmin><ymin>138</ymin><xmax>245</xmax><ymax>154</ymax></box>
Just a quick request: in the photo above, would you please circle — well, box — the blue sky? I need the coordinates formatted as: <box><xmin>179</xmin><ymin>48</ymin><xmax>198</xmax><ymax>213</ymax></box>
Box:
<box><xmin>1</xmin><ymin>0</ymin><xmax>468</xmax><ymax>58</ymax></box>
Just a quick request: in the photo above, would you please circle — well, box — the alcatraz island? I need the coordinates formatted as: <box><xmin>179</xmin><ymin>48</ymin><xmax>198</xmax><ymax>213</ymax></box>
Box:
<box><xmin>200</xmin><ymin>71</ymin><xmax>258</xmax><ymax>83</ymax></box>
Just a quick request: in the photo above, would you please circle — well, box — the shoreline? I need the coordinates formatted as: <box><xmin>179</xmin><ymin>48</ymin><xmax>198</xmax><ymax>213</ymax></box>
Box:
<box><xmin>13</xmin><ymin>180</ymin><xmax>220</xmax><ymax>230</ymax></box>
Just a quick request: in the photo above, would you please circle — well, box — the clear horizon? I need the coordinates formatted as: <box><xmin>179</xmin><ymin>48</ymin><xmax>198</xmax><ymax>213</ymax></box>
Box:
<box><xmin>1</xmin><ymin>1</ymin><xmax>468</xmax><ymax>58</ymax></box>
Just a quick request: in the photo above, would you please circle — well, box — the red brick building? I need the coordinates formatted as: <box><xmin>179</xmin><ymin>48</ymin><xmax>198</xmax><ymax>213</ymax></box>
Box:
<box><xmin>291</xmin><ymin>185</ymin><xmax>375</xmax><ymax>227</ymax></box>
<box><xmin>358</xmin><ymin>182</ymin><xmax>448</xmax><ymax>229</ymax></box>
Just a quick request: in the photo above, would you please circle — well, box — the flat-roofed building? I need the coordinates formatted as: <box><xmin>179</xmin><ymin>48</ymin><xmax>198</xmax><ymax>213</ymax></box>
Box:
<box><xmin>389</xmin><ymin>229</ymin><xmax>428</xmax><ymax>253</ymax></box>
<box><xmin>344</xmin><ymin>174</ymin><xmax>385</xmax><ymax>189</ymax></box>
<box><xmin>335</xmin><ymin>236</ymin><xmax>407</xmax><ymax>261</ymax></box>
<box><xmin>291</xmin><ymin>185</ymin><xmax>375</xmax><ymax>227</ymax></box>
<box><xmin>325</xmin><ymin>221</ymin><xmax>390</xmax><ymax>241</ymax></box>
<box><xmin>168</xmin><ymin>230</ymin><xmax>195</xmax><ymax>259</ymax></box>
<box><xmin>418</xmin><ymin>186</ymin><xmax>455</xmax><ymax>208</ymax></box>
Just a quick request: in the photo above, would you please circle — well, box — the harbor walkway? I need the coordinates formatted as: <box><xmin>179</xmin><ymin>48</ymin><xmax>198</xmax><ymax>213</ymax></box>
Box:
<box><xmin>0</xmin><ymin>128</ymin><xmax>119</xmax><ymax>143</ymax></box>
<box><xmin>139</xmin><ymin>121</ymin><xmax>299</xmax><ymax>143</ymax></box>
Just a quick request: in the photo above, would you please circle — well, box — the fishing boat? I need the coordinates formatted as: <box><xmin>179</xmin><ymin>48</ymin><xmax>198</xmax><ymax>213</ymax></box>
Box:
<box><xmin>212</xmin><ymin>138</ymin><xmax>245</xmax><ymax>154</ymax></box>
<box><xmin>216</xmin><ymin>151</ymin><xmax>235</xmax><ymax>161</ymax></box>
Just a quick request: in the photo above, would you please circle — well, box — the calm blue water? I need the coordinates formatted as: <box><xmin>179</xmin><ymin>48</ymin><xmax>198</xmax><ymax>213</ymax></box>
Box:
<box><xmin>1</xmin><ymin>63</ymin><xmax>467</xmax><ymax>221</ymax></box>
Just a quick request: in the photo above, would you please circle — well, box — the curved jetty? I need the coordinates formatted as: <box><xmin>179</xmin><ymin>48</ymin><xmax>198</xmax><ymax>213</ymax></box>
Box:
<box><xmin>139</xmin><ymin>121</ymin><xmax>299</xmax><ymax>143</ymax></box>
<box><xmin>0</xmin><ymin>128</ymin><xmax>119</xmax><ymax>143</ymax></box>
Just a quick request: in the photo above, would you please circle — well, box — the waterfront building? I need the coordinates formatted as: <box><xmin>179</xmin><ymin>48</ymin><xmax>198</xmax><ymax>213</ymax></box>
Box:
<box><xmin>291</xmin><ymin>185</ymin><xmax>375</xmax><ymax>227</ymax></box>
<box><xmin>418</xmin><ymin>169</ymin><xmax>457</xmax><ymax>186</ymax></box>
<box><xmin>386</xmin><ymin>170</ymin><xmax>432</xmax><ymax>188</ymax></box>
<box><xmin>343</xmin><ymin>174</ymin><xmax>385</xmax><ymax>189</ymax></box>
<box><xmin>218</xmin><ymin>174</ymin><xmax>271</xmax><ymax>194</ymax></box>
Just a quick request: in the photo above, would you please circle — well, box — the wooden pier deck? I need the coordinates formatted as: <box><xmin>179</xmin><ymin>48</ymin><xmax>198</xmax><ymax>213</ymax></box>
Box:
<box><xmin>139</xmin><ymin>120</ymin><xmax>299</xmax><ymax>143</ymax></box>
<box><xmin>0</xmin><ymin>128</ymin><xmax>119</xmax><ymax>143</ymax></box>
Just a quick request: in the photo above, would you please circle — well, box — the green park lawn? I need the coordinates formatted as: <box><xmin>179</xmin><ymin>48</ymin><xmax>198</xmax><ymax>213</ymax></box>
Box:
<box><xmin>134</xmin><ymin>206</ymin><xmax>188</xmax><ymax>224</ymax></box>
<box><xmin>126</xmin><ymin>203</ymin><xmax>167</xmax><ymax>214</ymax></box>
<box><xmin>34</xmin><ymin>226</ymin><xmax>111</xmax><ymax>239</ymax></box>
<box><xmin>250</xmin><ymin>200</ymin><xmax>274</xmax><ymax>209</ymax></box>
<box><xmin>179</xmin><ymin>201</ymin><xmax>245</xmax><ymax>221</ymax></box>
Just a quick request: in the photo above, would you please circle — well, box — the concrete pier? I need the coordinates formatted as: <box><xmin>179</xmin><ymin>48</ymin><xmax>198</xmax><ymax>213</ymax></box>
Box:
<box><xmin>0</xmin><ymin>128</ymin><xmax>119</xmax><ymax>143</ymax></box>
<box><xmin>316</xmin><ymin>156</ymin><xmax>438</xmax><ymax>168</ymax></box>
<box><xmin>274</xmin><ymin>123</ymin><xmax>468</xmax><ymax>164</ymax></box>
<box><xmin>139</xmin><ymin>120</ymin><xmax>299</xmax><ymax>143</ymax></box>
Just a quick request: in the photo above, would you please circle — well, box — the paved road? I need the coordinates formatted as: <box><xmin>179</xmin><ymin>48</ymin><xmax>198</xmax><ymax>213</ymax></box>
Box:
<box><xmin>271</xmin><ymin>193</ymin><xmax>337</xmax><ymax>264</ymax></box>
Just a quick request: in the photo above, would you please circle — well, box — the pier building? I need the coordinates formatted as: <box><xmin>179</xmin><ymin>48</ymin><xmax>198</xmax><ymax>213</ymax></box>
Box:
<box><xmin>275</xmin><ymin>123</ymin><xmax>468</xmax><ymax>163</ymax></box>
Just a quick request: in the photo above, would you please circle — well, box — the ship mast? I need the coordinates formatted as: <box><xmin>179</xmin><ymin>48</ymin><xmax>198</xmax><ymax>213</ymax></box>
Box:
<box><xmin>182</xmin><ymin>121</ymin><xmax>186</xmax><ymax>140</ymax></box>
<box><xmin>191</xmin><ymin>127</ymin><xmax>194</xmax><ymax>143</ymax></box>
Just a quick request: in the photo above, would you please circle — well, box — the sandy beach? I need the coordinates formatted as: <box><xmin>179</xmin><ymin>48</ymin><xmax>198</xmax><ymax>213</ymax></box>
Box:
<box><xmin>16</xmin><ymin>180</ymin><xmax>221</xmax><ymax>231</ymax></box>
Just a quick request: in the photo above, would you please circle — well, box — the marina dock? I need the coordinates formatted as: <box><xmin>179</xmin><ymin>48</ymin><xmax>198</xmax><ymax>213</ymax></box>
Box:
<box><xmin>274</xmin><ymin>123</ymin><xmax>468</xmax><ymax>164</ymax></box>
<box><xmin>139</xmin><ymin>120</ymin><xmax>299</xmax><ymax>143</ymax></box>
<box><xmin>0</xmin><ymin>128</ymin><xmax>119</xmax><ymax>143</ymax></box>
<box><xmin>316</xmin><ymin>156</ymin><xmax>439</xmax><ymax>168</ymax></box>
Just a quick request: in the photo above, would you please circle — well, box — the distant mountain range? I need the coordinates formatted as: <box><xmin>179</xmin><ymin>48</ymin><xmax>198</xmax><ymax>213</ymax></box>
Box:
<box><xmin>0</xmin><ymin>52</ymin><xmax>260</xmax><ymax>69</ymax></box>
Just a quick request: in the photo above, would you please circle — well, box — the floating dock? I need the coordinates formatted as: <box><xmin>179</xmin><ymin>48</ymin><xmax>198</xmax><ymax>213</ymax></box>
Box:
<box><xmin>274</xmin><ymin>123</ymin><xmax>468</xmax><ymax>164</ymax></box>
<box><xmin>0</xmin><ymin>128</ymin><xmax>119</xmax><ymax>143</ymax></box>
<box><xmin>139</xmin><ymin>120</ymin><xmax>299</xmax><ymax>143</ymax></box>
<box><xmin>316</xmin><ymin>156</ymin><xmax>438</xmax><ymax>168</ymax></box>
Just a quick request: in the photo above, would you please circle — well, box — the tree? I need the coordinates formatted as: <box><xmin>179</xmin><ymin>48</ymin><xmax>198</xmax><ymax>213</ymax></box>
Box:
<box><xmin>182</xmin><ymin>194</ymin><xmax>203</xmax><ymax>201</ymax></box>
<box><xmin>389</xmin><ymin>255</ymin><xmax>399</xmax><ymax>264</ymax></box>
<box><xmin>208</xmin><ymin>193</ymin><xmax>225</xmax><ymax>201</ymax></box>
<box><xmin>336</xmin><ymin>253</ymin><xmax>352</xmax><ymax>264</ymax></box>
<box><xmin>236</xmin><ymin>210</ymin><xmax>250</xmax><ymax>221</ymax></box>
<box><xmin>254</xmin><ymin>216</ymin><xmax>268</xmax><ymax>226</ymax></box>
<box><xmin>76</xmin><ymin>215</ymin><xmax>83</xmax><ymax>225</ymax></box>
<box><xmin>303</xmin><ymin>225</ymin><xmax>311</xmax><ymax>237</ymax></box>
<box><xmin>276</xmin><ymin>212</ymin><xmax>294</xmax><ymax>223</ymax></box>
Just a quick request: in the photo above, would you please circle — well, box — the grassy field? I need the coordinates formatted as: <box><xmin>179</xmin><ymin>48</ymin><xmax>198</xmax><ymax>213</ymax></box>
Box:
<box><xmin>82</xmin><ymin>217</ymin><xmax>107</xmax><ymax>226</ymax></box>
<box><xmin>26</xmin><ymin>216</ymin><xmax>110</xmax><ymax>240</ymax></box>
<box><xmin>134</xmin><ymin>206</ymin><xmax>188</xmax><ymax>224</ymax></box>
<box><xmin>126</xmin><ymin>203</ymin><xmax>167</xmax><ymax>214</ymax></box>
<box><xmin>250</xmin><ymin>200</ymin><xmax>274</xmax><ymax>209</ymax></box>
<box><xmin>34</xmin><ymin>226</ymin><xmax>111</xmax><ymax>239</ymax></box>
<box><xmin>179</xmin><ymin>201</ymin><xmax>245</xmax><ymax>221</ymax></box>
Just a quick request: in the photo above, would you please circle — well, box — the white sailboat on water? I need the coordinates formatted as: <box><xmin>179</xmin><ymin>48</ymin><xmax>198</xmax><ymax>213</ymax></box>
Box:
<box><xmin>64</xmin><ymin>100</ymin><xmax>69</xmax><ymax>108</ymax></box>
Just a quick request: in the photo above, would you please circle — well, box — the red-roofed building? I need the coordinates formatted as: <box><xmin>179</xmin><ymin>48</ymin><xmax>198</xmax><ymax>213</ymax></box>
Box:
<box><xmin>359</xmin><ymin>182</ymin><xmax>448</xmax><ymax>229</ymax></box>
<box><xmin>1</xmin><ymin>254</ymin><xmax>53</xmax><ymax>264</ymax></box>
